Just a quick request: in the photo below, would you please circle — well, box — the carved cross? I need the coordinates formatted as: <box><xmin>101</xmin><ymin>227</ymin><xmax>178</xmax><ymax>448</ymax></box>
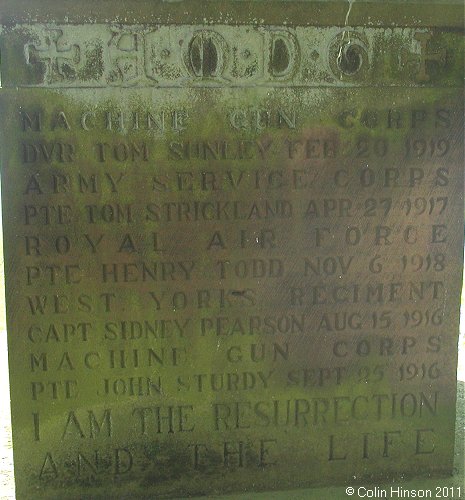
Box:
<box><xmin>26</xmin><ymin>30</ymin><xmax>80</xmax><ymax>82</ymax></box>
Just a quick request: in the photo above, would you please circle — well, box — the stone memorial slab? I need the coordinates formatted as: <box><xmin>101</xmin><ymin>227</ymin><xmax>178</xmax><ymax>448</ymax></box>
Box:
<box><xmin>0</xmin><ymin>1</ymin><xmax>463</xmax><ymax>498</ymax></box>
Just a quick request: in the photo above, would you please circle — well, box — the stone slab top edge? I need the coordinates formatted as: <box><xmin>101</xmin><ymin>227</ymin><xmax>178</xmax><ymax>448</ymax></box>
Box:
<box><xmin>0</xmin><ymin>0</ymin><xmax>464</xmax><ymax>29</ymax></box>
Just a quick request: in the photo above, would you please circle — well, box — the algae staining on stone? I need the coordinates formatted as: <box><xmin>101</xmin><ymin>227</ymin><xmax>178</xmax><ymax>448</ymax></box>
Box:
<box><xmin>78</xmin><ymin>41</ymin><xmax>104</xmax><ymax>82</ymax></box>
<box><xmin>230</xmin><ymin>44</ymin><xmax>259</xmax><ymax>81</ymax></box>
<box><xmin>141</xmin><ymin>441</ymin><xmax>194</xmax><ymax>484</ymax></box>
<box><xmin>145</xmin><ymin>40</ymin><xmax>183</xmax><ymax>83</ymax></box>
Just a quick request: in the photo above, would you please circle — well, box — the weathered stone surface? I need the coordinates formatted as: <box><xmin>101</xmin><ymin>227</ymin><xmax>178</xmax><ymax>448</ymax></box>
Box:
<box><xmin>0</xmin><ymin>2</ymin><xmax>463</xmax><ymax>498</ymax></box>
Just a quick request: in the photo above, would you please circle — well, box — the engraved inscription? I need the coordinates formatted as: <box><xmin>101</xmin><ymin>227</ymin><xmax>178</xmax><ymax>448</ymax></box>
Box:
<box><xmin>0</xmin><ymin>14</ymin><xmax>463</xmax><ymax>500</ymax></box>
<box><xmin>5</xmin><ymin>25</ymin><xmax>458</xmax><ymax>87</ymax></box>
<box><xmin>401</xmin><ymin>32</ymin><xmax>447</xmax><ymax>83</ymax></box>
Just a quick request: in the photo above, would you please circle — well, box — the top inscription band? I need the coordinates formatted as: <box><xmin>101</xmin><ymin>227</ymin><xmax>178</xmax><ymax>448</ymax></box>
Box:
<box><xmin>0</xmin><ymin>25</ymin><xmax>462</xmax><ymax>88</ymax></box>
